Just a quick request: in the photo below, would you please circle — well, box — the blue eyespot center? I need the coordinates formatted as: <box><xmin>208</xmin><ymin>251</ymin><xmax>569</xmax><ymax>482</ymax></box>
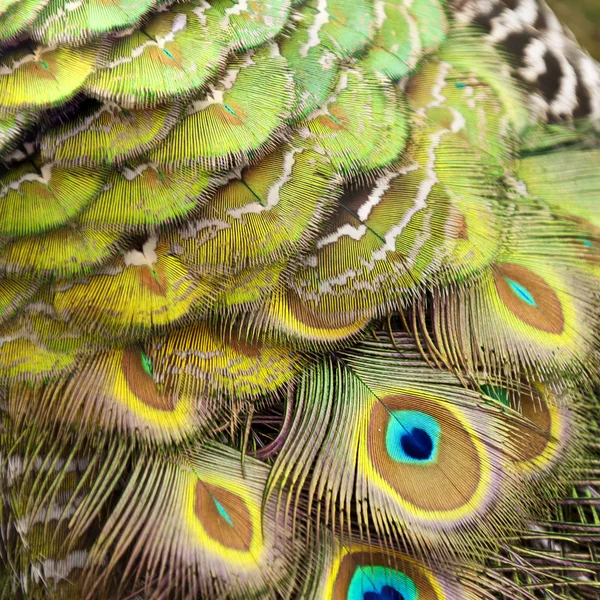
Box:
<box><xmin>213</xmin><ymin>498</ymin><xmax>234</xmax><ymax>527</ymax></box>
<box><xmin>140</xmin><ymin>351</ymin><xmax>153</xmax><ymax>376</ymax></box>
<box><xmin>504</xmin><ymin>276</ymin><xmax>537</xmax><ymax>307</ymax></box>
<box><xmin>385</xmin><ymin>410</ymin><xmax>441</xmax><ymax>465</ymax></box>
<box><xmin>348</xmin><ymin>566</ymin><xmax>417</xmax><ymax>600</ymax></box>
<box><xmin>401</xmin><ymin>428</ymin><xmax>433</xmax><ymax>461</ymax></box>
<box><xmin>364</xmin><ymin>585</ymin><xmax>404</xmax><ymax>600</ymax></box>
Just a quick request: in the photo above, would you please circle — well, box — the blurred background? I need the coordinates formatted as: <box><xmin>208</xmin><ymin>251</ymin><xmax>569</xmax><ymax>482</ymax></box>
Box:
<box><xmin>547</xmin><ymin>0</ymin><xmax>600</xmax><ymax>59</ymax></box>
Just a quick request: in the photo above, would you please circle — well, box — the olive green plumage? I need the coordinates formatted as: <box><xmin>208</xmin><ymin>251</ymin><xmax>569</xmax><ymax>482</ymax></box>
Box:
<box><xmin>0</xmin><ymin>1</ymin><xmax>600</xmax><ymax>599</ymax></box>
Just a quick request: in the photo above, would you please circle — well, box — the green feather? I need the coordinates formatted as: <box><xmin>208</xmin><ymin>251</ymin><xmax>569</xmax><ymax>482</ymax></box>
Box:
<box><xmin>0</xmin><ymin>43</ymin><xmax>99</xmax><ymax>111</ymax></box>
<box><xmin>31</xmin><ymin>0</ymin><xmax>158</xmax><ymax>45</ymax></box>
<box><xmin>0</xmin><ymin>158</ymin><xmax>107</xmax><ymax>237</ymax></box>
<box><xmin>148</xmin><ymin>46</ymin><xmax>294</xmax><ymax>169</ymax></box>
<box><xmin>85</xmin><ymin>4</ymin><xmax>228</xmax><ymax>108</ymax></box>
<box><xmin>0</xmin><ymin>0</ymin><xmax>49</xmax><ymax>42</ymax></box>
<box><xmin>41</xmin><ymin>101</ymin><xmax>182</xmax><ymax>167</ymax></box>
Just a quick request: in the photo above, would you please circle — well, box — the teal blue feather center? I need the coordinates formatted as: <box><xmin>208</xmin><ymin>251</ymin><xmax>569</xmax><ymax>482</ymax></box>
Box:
<box><xmin>140</xmin><ymin>351</ymin><xmax>153</xmax><ymax>376</ymax></box>
<box><xmin>213</xmin><ymin>498</ymin><xmax>234</xmax><ymax>528</ymax></box>
<box><xmin>504</xmin><ymin>276</ymin><xmax>537</xmax><ymax>307</ymax></box>
<box><xmin>347</xmin><ymin>566</ymin><xmax>417</xmax><ymax>600</ymax></box>
<box><xmin>385</xmin><ymin>410</ymin><xmax>441</xmax><ymax>465</ymax></box>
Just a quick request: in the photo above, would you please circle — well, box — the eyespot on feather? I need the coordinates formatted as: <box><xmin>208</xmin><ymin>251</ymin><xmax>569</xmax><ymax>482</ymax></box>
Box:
<box><xmin>87</xmin><ymin>445</ymin><xmax>299</xmax><ymax>598</ymax></box>
<box><xmin>318</xmin><ymin>544</ymin><xmax>473</xmax><ymax>600</ymax></box>
<box><xmin>367</xmin><ymin>394</ymin><xmax>487</xmax><ymax>515</ymax></box>
<box><xmin>194</xmin><ymin>482</ymin><xmax>253</xmax><ymax>552</ymax></box>
<box><xmin>493</xmin><ymin>263</ymin><xmax>564</xmax><ymax>335</ymax></box>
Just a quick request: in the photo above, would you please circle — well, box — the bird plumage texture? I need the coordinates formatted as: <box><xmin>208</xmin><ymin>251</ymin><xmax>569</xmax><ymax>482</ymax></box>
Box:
<box><xmin>0</xmin><ymin>0</ymin><xmax>599</xmax><ymax>598</ymax></box>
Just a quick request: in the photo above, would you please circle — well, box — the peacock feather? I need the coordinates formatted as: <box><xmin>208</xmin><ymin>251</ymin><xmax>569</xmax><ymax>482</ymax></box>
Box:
<box><xmin>0</xmin><ymin>0</ymin><xmax>600</xmax><ymax>598</ymax></box>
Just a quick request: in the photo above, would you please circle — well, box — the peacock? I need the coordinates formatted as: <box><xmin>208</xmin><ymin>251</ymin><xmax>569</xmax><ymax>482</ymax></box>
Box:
<box><xmin>0</xmin><ymin>0</ymin><xmax>599</xmax><ymax>598</ymax></box>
